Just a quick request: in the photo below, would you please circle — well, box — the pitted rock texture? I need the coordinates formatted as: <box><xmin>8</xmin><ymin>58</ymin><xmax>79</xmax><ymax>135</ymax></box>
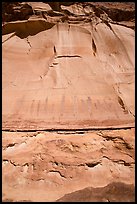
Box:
<box><xmin>2</xmin><ymin>128</ymin><xmax>135</xmax><ymax>202</ymax></box>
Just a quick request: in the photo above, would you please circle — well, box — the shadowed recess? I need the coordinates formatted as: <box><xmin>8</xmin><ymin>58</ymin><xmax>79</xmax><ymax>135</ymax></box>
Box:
<box><xmin>2</xmin><ymin>20</ymin><xmax>55</xmax><ymax>38</ymax></box>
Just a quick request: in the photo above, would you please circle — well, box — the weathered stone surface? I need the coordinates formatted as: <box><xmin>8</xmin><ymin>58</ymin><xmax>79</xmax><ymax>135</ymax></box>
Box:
<box><xmin>2</xmin><ymin>128</ymin><xmax>135</xmax><ymax>202</ymax></box>
<box><xmin>56</xmin><ymin>182</ymin><xmax>135</xmax><ymax>202</ymax></box>
<box><xmin>90</xmin><ymin>2</ymin><xmax>135</xmax><ymax>22</ymax></box>
<box><xmin>2</xmin><ymin>2</ymin><xmax>33</xmax><ymax>23</ymax></box>
<box><xmin>2</xmin><ymin>2</ymin><xmax>135</xmax><ymax>130</ymax></box>
<box><xmin>2</xmin><ymin>2</ymin><xmax>135</xmax><ymax>202</ymax></box>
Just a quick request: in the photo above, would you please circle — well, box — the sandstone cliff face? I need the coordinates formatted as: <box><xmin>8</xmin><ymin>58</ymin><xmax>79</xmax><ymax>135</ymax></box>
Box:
<box><xmin>2</xmin><ymin>1</ymin><xmax>135</xmax><ymax>130</ymax></box>
<box><xmin>2</xmin><ymin>2</ymin><xmax>135</xmax><ymax>202</ymax></box>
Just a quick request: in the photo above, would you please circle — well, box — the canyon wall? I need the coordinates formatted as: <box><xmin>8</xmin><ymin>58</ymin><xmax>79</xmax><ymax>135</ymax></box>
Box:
<box><xmin>2</xmin><ymin>2</ymin><xmax>135</xmax><ymax>202</ymax></box>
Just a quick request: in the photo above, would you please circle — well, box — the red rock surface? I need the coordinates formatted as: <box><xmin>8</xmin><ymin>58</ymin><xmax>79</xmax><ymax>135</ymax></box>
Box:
<box><xmin>2</xmin><ymin>129</ymin><xmax>135</xmax><ymax>202</ymax></box>
<box><xmin>2</xmin><ymin>2</ymin><xmax>135</xmax><ymax>130</ymax></box>
<box><xmin>56</xmin><ymin>182</ymin><xmax>135</xmax><ymax>202</ymax></box>
<box><xmin>2</xmin><ymin>2</ymin><xmax>135</xmax><ymax>202</ymax></box>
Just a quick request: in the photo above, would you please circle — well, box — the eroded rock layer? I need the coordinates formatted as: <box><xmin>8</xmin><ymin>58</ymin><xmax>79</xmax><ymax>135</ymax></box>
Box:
<box><xmin>2</xmin><ymin>128</ymin><xmax>135</xmax><ymax>202</ymax></box>
<box><xmin>56</xmin><ymin>182</ymin><xmax>135</xmax><ymax>202</ymax></box>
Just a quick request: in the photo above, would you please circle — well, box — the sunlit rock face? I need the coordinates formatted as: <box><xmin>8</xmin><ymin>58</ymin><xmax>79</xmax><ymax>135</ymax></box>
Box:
<box><xmin>2</xmin><ymin>2</ymin><xmax>135</xmax><ymax>202</ymax></box>
<box><xmin>2</xmin><ymin>2</ymin><xmax>135</xmax><ymax>130</ymax></box>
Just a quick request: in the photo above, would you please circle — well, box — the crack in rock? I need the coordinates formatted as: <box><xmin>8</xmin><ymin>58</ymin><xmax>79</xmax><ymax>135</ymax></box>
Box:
<box><xmin>102</xmin><ymin>156</ymin><xmax>134</xmax><ymax>167</ymax></box>
<box><xmin>48</xmin><ymin>170</ymin><xmax>66</xmax><ymax>178</ymax></box>
<box><xmin>92</xmin><ymin>38</ymin><xmax>97</xmax><ymax>56</ymax></box>
<box><xmin>56</xmin><ymin>55</ymin><xmax>82</xmax><ymax>58</ymax></box>
<box><xmin>85</xmin><ymin>161</ymin><xmax>101</xmax><ymax>168</ymax></box>
<box><xmin>6</xmin><ymin>143</ymin><xmax>17</xmax><ymax>148</ymax></box>
<box><xmin>97</xmin><ymin>132</ymin><xmax>133</xmax><ymax>150</ymax></box>
<box><xmin>26</xmin><ymin>37</ymin><xmax>32</xmax><ymax>54</ymax></box>
<box><xmin>117</xmin><ymin>96</ymin><xmax>128</xmax><ymax>114</ymax></box>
